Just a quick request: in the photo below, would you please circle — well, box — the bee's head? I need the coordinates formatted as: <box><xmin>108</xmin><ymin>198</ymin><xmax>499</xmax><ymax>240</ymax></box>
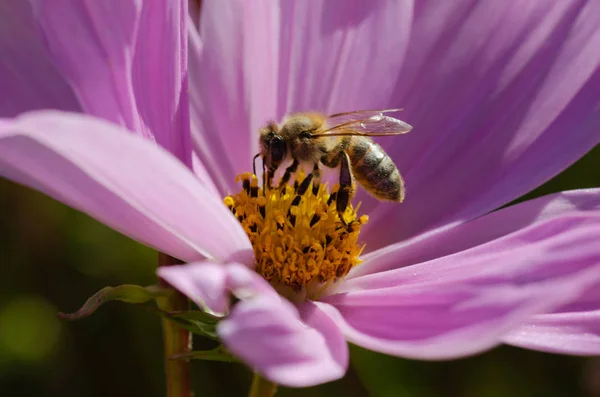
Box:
<box><xmin>259</xmin><ymin>121</ymin><xmax>287</xmax><ymax>171</ymax></box>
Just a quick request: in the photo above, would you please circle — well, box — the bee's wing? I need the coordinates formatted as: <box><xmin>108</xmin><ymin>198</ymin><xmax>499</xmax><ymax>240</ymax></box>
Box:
<box><xmin>313</xmin><ymin>109</ymin><xmax>413</xmax><ymax>137</ymax></box>
<box><xmin>327</xmin><ymin>108</ymin><xmax>403</xmax><ymax>121</ymax></box>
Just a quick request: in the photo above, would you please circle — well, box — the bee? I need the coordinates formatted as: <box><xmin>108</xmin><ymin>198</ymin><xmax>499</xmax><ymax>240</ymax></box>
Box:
<box><xmin>255</xmin><ymin>109</ymin><xmax>412</xmax><ymax>221</ymax></box>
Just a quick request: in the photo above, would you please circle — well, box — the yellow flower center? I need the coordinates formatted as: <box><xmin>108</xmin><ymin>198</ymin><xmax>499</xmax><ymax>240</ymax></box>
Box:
<box><xmin>224</xmin><ymin>172</ymin><xmax>367</xmax><ymax>300</ymax></box>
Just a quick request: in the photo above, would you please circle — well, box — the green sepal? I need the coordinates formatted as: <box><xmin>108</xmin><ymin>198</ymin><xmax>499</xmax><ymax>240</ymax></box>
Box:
<box><xmin>154</xmin><ymin>307</ymin><xmax>221</xmax><ymax>340</ymax></box>
<box><xmin>170</xmin><ymin>346</ymin><xmax>240</xmax><ymax>363</ymax></box>
<box><xmin>58</xmin><ymin>284</ymin><xmax>170</xmax><ymax>320</ymax></box>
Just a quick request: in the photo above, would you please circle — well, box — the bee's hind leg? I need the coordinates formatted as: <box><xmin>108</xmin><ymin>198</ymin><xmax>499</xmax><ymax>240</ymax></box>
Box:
<box><xmin>336</xmin><ymin>152</ymin><xmax>355</xmax><ymax>225</ymax></box>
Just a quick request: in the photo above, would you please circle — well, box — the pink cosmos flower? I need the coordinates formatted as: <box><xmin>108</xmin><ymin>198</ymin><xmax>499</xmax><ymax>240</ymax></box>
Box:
<box><xmin>1</xmin><ymin>0</ymin><xmax>600</xmax><ymax>389</ymax></box>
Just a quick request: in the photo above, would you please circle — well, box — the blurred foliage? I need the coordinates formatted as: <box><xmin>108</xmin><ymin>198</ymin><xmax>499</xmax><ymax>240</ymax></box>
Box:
<box><xmin>0</xmin><ymin>145</ymin><xmax>598</xmax><ymax>397</ymax></box>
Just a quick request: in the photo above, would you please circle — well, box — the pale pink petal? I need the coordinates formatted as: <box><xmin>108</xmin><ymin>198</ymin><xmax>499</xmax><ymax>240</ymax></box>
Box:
<box><xmin>0</xmin><ymin>111</ymin><xmax>252</xmax><ymax>264</ymax></box>
<box><xmin>297</xmin><ymin>300</ymin><xmax>349</xmax><ymax>376</ymax></box>
<box><xmin>0</xmin><ymin>0</ymin><xmax>79</xmax><ymax>116</ymax></box>
<box><xmin>159</xmin><ymin>262</ymin><xmax>228</xmax><ymax>314</ymax></box>
<box><xmin>225</xmin><ymin>263</ymin><xmax>279</xmax><ymax>301</ymax></box>
<box><xmin>162</xmin><ymin>260</ymin><xmax>350</xmax><ymax>386</ymax></box>
<box><xmin>158</xmin><ymin>262</ymin><xmax>274</xmax><ymax>314</ymax></box>
<box><xmin>362</xmin><ymin>1</ymin><xmax>600</xmax><ymax>247</ymax></box>
<box><xmin>320</xmin><ymin>211</ymin><xmax>600</xmax><ymax>359</ymax></box>
<box><xmin>132</xmin><ymin>0</ymin><xmax>193</xmax><ymax>166</ymax></box>
<box><xmin>30</xmin><ymin>0</ymin><xmax>148</xmax><ymax>137</ymax></box>
<box><xmin>31</xmin><ymin>0</ymin><xmax>194</xmax><ymax>164</ymax></box>
<box><xmin>188</xmin><ymin>23</ymin><xmax>236</xmax><ymax>194</ymax></box>
<box><xmin>186</xmin><ymin>25</ymin><xmax>224</xmax><ymax>195</ymax></box>
<box><xmin>191</xmin><ymin>0</ymin><xmax>412</xmax><ymax>193</ymax></box>
<box><xmin>191</xmin><ymin>151</ymin><xmax>220</xmax><ymax>197</ymax></box>
<box><xmin>218</xmin><ymin>296</ymin><xmax>348</xmax><ymax>387</ymax></box>
<box><xmin>350</xmin><ymin>188</ymin><xmax>600</xmax><ymax>278</ymax></box>
<box><xmin>503</xmin><ymin>283</ymin><xmax>600</xmax><ymax>355</ymax></box>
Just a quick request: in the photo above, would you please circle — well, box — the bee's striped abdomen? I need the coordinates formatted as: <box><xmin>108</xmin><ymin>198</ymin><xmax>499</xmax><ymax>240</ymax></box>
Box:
<box><xmin>347</xmin><ymin>137</ymin><xmax>404</xmax><ymax>202</ymax></box>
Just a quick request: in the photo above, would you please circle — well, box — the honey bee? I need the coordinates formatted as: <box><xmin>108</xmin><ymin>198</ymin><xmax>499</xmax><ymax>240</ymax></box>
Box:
<box><xmin>255</xmin><ymin>109</ymin><xmax>412</xmax><ymax>221</ymax></box>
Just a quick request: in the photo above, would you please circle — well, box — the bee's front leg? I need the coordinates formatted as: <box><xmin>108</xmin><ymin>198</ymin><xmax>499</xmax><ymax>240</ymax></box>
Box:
<box><xmin>286</xmin><ymin>164</ymin><xmax>321</xmax><ymax>225</ymax></box>
<box><xmin>278</xmin><ymin>159</ymin><xmax>299</xmax><ymax>190</ymax></box>
<box><xmin>265</xmin><ymin>167</ymin><xmax>275</xmax><ymax>192</ymax></box>
<box><xmin>296</xmin><ymin>163</ymin><xmax>320</xmax><ymax>196</ymax></box>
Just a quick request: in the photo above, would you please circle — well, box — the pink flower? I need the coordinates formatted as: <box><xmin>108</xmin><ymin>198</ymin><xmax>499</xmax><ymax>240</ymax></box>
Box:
<box><xmin>1</xmin><ymin>0</ymin><xmax>600</xmax><ymax>388</ymax></box>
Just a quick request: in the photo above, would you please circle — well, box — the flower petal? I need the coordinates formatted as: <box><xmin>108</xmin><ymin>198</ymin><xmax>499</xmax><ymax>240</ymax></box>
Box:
<box><xmin>0</xmin><ymin>0</ymin><xmax>80</xmax><ymax>116</ymax></box>
<box><xmin>191</xmin><ymin>0</ymin><xmax>412</xmax><ymax>192</ymax></box>
<box><xmin>321</xmin><ymin>211</ymin><xmax>600</xmax><ymax>359</ymax></box>
<box><xmin>30</xmin><ymin>0</ymin><xmax>194</xmax><ymax>166</ymax></box>
<box><xmin>132</xmin><ymin>0</ymin><xmax>193</xmax><ymax>166</ymax></box>
<box><xmin>157</xmin><ymin>262</ymin><xmax>275</xmax><ymax>314</ymax></box>
<box><xmin>30</xmin><ymin>0</ymin><xmax>147</xmax><ymax>137</ymax></box>
<box><xmin>0</xmin><ymin>110</ymin><xmax>252</xmax><ymax>264</ymax></box>
<box><xmin>159</xmin><ymin>262</ymin><xmax>228</xmax><ymax>314</ymax></box>
<box><xmin>188</xmin><ymin>22</ymin><xmax>236</xmax><ymax>194</ymax></box>
<box><xmin>351</xmin><ymin>188</ymin><xmax>600</xmax><ymax>278</ymax></box>
<box><xmin>218</xmin><ymin>296</ymin><xmax>348</xmax><ymax>387</ymax></box>
<box><xmin>503</xmin><ymin>282</ymin><xmax>600</xmax><ymax>356</ymax></box>
<box><xmin>362</xmin><ymin>1</ymin><xmax>600</xmax><ymax>247</ymax></box>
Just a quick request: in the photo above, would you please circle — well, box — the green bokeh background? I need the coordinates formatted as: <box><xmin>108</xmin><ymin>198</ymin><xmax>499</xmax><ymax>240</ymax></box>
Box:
<box><xmin>1</xmin><ymin>145</ymin><xmax>598</xmax><ymax>397</ymax></box>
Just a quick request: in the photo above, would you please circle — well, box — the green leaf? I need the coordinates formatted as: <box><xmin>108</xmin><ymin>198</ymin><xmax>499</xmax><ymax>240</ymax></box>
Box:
<box><xmin>170</xmin><ymin>346</ymin><xmax>240</xmax><ymax>363</ymax></box>
<box><xmin>58</xmin><ymin>284</ymin><xmax>170</xmax><ymax>320</ymax></box>
<box><xmin>60</xmin><ymin>284</ymin><xmax>225</xmax><ymax>341</ymax></box>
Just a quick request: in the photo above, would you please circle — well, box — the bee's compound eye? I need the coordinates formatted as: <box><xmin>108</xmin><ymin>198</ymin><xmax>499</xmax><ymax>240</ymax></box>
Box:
<box><xmin>270</xmin><ymin>135</ymin><xmax>286</xmax><ymax>165</ymax></box>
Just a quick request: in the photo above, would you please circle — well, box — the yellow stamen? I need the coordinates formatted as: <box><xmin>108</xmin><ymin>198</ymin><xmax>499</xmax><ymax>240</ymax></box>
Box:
<box><xmin>224</xmin><ymin>172</ymin><xmax>367</xmax><ymax>300</ymax></box>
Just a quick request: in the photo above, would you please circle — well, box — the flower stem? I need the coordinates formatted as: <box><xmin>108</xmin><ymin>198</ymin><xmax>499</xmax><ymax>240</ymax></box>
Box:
<box><xmin>248</xmin><ymin>372</ymin><xmax>277</xmax><ymax>397</ymax></box>
<box><xmin>158</xmin><ymin>253</ymin><xmax>192</xmax><ymax>397</ymax></box>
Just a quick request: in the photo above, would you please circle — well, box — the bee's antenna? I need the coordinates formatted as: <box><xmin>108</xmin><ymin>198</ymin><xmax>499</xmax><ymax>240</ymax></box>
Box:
<box><xmin>253</xmin><ymin>153</ymin><xmax>261</xmax><ymax>176</ymax></box>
